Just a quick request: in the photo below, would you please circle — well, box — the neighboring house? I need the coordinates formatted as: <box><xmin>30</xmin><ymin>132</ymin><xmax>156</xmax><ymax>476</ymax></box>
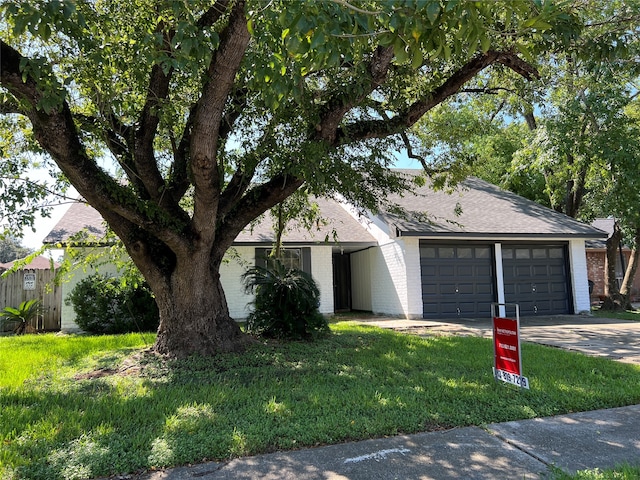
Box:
<box><xmin>586</xmin><ymin>218</ymin><xmax>640</xmax><ymax>303</ymax></box>
<box><xmin>0</xmin><ymin>255</ymin><xmax>62</xmax><ymax>331</ymax></box>
<box><xmin>44</xmin><ymin>171</ymin><xmax>606</xmax><ymax>331</ymax></box>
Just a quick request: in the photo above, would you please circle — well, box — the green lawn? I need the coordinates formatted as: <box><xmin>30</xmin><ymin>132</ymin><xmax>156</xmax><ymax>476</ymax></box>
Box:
<box><xmin>2</xmin><ymin>323</ymin><xmax>640</xmax><ymax>480</ymax></box>
<box><xmin>553</xmin><ymin>464</ymin><xmax>640</xmax><ymax>479</ymax></box>
<box><xmin>591</xmin><ymin>307</ymin><xmax>640</xmax><ymax>322</ymax></box>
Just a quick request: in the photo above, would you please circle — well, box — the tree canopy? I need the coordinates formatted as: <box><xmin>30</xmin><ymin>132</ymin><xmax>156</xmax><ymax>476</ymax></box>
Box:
<box><xmin>411</xmin><ymin>0</ymin><xmax>640</xmax><ymax>309</ymax></box>
<box><xmin>1</xmin><ymin>0</ymin><xmax>591</xmax><ymax>356</ymax></box>
<box><xmin>0</xmin><ymin>236</ymin><xmax>31</xmax><ymax>263</ymax></box>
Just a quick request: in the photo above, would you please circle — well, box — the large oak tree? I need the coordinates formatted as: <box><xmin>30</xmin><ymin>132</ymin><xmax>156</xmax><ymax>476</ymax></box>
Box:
<box><xmin>1</xmin><ymin>0</ymin><xmax>581</xmax><ymax>356</ymax></box>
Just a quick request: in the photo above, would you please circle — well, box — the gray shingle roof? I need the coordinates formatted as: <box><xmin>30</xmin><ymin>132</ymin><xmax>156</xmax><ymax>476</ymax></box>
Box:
<box><xmin>44</xmin><ymin>172</ymin><xmax>607</xmax><ymax>246</ymax></box>
<box><xmin>585</xmin><ymin>218</ymin><xmax>633</xmax><ymax>250</ymax></box>
<box><xmin>235</xmin><ymin>197</ymin><xmax>376</xmax><ymax>245</ymax></box>
<box><xmin>43</xmin><ymin>201</ymin><xmax>107</xmax><ymax>244</ymax></box>
<box><xmin>380</xmin><ymin>171</ymin><xmax>607</xmax><ymax>239</ymax></box>
<box><xmin>43</xmin><ymin>197</ymin><xmax>376</xmax><ymax>246</ymax></box>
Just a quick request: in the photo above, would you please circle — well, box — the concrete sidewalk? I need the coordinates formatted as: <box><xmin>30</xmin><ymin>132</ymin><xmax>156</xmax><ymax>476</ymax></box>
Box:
<box><xmin>133</xmin><ymin>405</ymin><xmax>640</xmax><ymax>479</ymax></box>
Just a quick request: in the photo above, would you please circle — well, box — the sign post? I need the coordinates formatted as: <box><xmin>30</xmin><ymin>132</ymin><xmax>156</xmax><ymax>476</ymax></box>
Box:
<box><xmin>491</xmin><ymin>303</ymin><xmax>529</xmax><ymax>389</ymax></box>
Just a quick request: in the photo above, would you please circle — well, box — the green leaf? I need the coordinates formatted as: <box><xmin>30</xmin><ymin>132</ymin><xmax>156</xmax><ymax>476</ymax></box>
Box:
<box><xmin>411</xmin><ymin>47</ymin><xmax>423</xmax><ymax>68</ymax></box>
<box><xmin>426</xmin><ymin>1</ymin><xmax>441</xmax><ymax>24</ymax></box>
<box><xmin>310</xmin><ymin>31</ymin><xmax>325</xmax><ymax>50</ymax></box>
<box><xmin>515</xmin><ymin>42</ymin><xmax>534</xmax><ymax>63</ymax></box>
<box><xmin>480</xmin><ymin>34</ymin><xmax>490</xmax><ymax>52</ymax></box>
<box><xmin>393</xmin><ymin>38</ymin><xmax>408</xmax><ymax>63</ymax></box>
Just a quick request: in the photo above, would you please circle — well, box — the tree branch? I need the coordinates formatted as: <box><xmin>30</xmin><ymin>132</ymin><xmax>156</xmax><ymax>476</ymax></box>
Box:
<box><xmin>215</xmin><ymin>173</ymin><xmax>305</xmax><ymax>256</ymax></box>
<box><xmin>0</xmin><ymin>40</ymin><xmax>189</xmax><ymax>257</ymax></box>
<box><xmin>334</xmin><ymin>50</ymin><xmax>539</xmax><ymax>145</ymax></box>
<box><xmin>133</xmin><ymin>22</ymin><xmax>175</xmax><ymax>204</ymax></box>
<box><xmin>315</xmin><ymin>45</ymin><xmax>394</xmax><ymax>144</ymax></box>
<box><xmin>190</xmin><ymin>0</ymin><xmax>250</xmax><ymax>236</ymax></box>
<box><xmin>197</xmin><ymin>0</ymin><xmax>231</xmax><ymax>28</ymax></box>
<box><xmin>157</xmin><ymin>0</ymin><xmax>235</xmax><ymax>200</ymax></box>
<box><xmin>219</xmin><ymin>87</ymin><xmax>248</xmax><ymax>142</ymax></box>
<box><xmin>460</xmin><ymin>87</ymin><xmax>516</xmax><ymax>95</ymax></box>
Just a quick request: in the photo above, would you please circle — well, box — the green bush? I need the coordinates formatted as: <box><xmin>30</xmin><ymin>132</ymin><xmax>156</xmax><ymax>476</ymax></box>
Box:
<box><xmin>66</xmin><ymin>273</ymin><xmax>159</xmax><ymax>334</ymax></box>
<box><xmin>242</xmin><ymin>260</ymin><xmax>329</xmax><ymax>339</ymax></box>
<box><xmin>0</xmin><ymin>299</ymin><xmax>43</xmax><ymax>334</ymax></box>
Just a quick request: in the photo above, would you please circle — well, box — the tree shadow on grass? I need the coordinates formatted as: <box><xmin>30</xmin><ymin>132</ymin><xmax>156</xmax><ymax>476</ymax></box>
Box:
<box><xmin>3</xmin><ymin>325</ymin><xmax>640</xmax><ymax>479</ymax></box>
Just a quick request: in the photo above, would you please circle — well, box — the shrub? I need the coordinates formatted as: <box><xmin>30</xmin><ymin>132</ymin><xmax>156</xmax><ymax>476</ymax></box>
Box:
<box><xmin>242</xmin><ymin>260</ymin><xmax>329</xmax><ymax>339</ymax></box>
<box><xmin>66</xmin><ymin>273</ymin><xmax>159</xmax><ymax>334</ymax></box>
<box><xmin>0</xmin><ymin>299</ymin><xmax>43</xmax><ymax>334</ymax></box>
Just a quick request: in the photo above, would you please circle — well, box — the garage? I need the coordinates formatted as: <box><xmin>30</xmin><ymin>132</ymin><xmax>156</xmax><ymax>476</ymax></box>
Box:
<box><xmin>420</xmin><ymin>242</ymin><xmax>495</xmax><ymax>319</ymax></box>
<box><xmin>502</xmin><ymin>244</ymin><xmax>572</xmax><ymax>316</ymax></box>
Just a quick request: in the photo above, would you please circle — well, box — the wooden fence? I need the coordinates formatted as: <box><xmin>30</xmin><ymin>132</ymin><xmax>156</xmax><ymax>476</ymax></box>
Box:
<box><xmin>0</xmin><ymin>268</ymin><xmax>62</xmax><ymax>332</ymax></box>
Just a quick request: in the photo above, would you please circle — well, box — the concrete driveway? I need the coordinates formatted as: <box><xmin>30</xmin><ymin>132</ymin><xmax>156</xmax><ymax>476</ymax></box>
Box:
<box><xmin>360</xmin><ymin>313</ymin><xmax>640</xmax><ymax>365</ymax></box>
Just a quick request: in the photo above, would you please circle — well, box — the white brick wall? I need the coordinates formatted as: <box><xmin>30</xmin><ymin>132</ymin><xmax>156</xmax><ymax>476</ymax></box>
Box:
<box><xmin>368</xmin><ymin>243</ymin><xmax>399</xmax><ymax>315</ymax></box>
<box><xmin>368</xmin><ymin>239</ymin><xmax>423</xmax><ymax>318</ymax></box>
<box><xmin>311</xmin><ymin>246</ymin><xmax>334</xmax><ymax>314</ymax></box>
<box><xmin>220</xmin><ymin>246</ymin><xmax>254</xmax><ymax>319</ymax></box>
<box><xmin>403</xmin><ymin>238</ymin><xmax>423</xmax><ymax>318</ymax></box>
<box><xmin>568</xmin><ymin>239</ymin><xmax>591</xmax><ymax>313</ymax></box>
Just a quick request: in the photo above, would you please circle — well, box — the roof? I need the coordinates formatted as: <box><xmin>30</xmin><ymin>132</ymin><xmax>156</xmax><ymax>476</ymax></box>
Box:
<box><xmin>380</xmin><ymin>171</ymin><xmax>607</xmax><ymax>240</ymax></box>
<box><xmin>235</xmin><ymin>197</ymin><xmax>376</xmax><ymax>246</ymax></box>
<box><xmin>44</xmin><ymin>197</ymin><xmax>377</xmax><ymax>247</ymax></box>
<box><xmin>0</xmin><ymin>255</ymin><xmax>60</xmax><ymax>271</ymax></box>
<box><xmin>585</xmin><ymin>218</ymin><xmax>632</xmax><ymax>250</ymax></box>
<box><xmin>44</xmin><ymin>173</ymin><xmax>606</xmax><ymax>247</ymax></box>
<box><xmin>43</xmin><ymin>202</ymin><xmax>107</xmax><ymax>245</ymax></box>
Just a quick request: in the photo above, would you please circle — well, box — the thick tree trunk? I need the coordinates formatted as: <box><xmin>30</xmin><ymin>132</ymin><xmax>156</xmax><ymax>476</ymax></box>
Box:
<box><xmin>602</xmin><ymin>221</ymin><xmax>626</xmax><ymax>311</ymax></box>
<box><xmin>152</xmin><ymin>253</ymin><xmax>248</xmax><ymax>357</ymax></box>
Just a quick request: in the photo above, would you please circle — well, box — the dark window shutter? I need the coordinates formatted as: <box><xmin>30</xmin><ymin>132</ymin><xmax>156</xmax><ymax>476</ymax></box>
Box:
<box><xmin>255</xmin><ymin>248</ymin><xmax>269</xmax><ymax>268</ymax></box>
<box><xmin>302</xmin><ymin>247</ymin><xmax>311</xmax><ymax>274</ymax></box>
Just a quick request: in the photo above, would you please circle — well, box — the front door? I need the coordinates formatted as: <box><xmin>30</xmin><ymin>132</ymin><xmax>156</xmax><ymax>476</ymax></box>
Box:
<box><xmin>333</xmin><ymin>253</ymin><xmax>351</xmax><ymax>312</ymax></box>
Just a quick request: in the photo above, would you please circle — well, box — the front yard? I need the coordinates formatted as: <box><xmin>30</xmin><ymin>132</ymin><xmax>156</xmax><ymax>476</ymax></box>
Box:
<box><xmin>2</xmin><ymin>323</ymin><xmax>640</xmax><ymax>479</ymax></box>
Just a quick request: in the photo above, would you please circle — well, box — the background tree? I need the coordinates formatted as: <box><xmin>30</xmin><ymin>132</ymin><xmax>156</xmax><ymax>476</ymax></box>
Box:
<box><xmin>1</xmin><ymin>0</ymin><xmax>583</xmax><ymax>356</ymax></box>
<box><xmin>412</xmin><ymin>0</ymin><xmax>640</xmax><ymax>310</ymax></box>
<box><xmin>587</xmin><ymin>98</ymin><xmax>640</xmax><ymax>310</ymax></box>
<box><xmin>0</xmin><ymin>236</ymin><xmax>31</xmax><ymax>263</ymax></box>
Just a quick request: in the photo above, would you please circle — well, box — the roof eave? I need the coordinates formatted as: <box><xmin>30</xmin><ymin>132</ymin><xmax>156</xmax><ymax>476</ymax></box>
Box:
<box><xmin>396</xmin><ymin>231</ymin><xmax>608</xmax><ymax>240</ymax></box>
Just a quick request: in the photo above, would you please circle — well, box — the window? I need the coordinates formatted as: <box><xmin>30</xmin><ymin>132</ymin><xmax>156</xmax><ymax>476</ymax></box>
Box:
<box><xmin>255</xmin><ymin>247</ymin><xmax>311</xmax><ymax>274</ymax></box>
<box><xmin>280</xmin><ymin>248</ymin><xmax>302</xmax><ymax>270</ymax></box>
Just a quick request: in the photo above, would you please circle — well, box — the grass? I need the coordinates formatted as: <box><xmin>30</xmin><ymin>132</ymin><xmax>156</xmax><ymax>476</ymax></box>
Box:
<box><xmin>2</xmin><ymin>323</ymin><xmax>640</xmax><ymax>479</ymax></box>
<box><xmin>591</xmin><ymin>307</ymin><xmax>640</xmax><ymax>322</ymax></box>
<box><xmin>552</xmin><ymin>464</ymin><xmax>640</xmax><ymax>479</ymax></box>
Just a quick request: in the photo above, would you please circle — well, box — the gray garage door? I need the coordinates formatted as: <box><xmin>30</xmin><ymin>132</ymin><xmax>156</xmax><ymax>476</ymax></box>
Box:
<box><xmin>420</xmin><ymin>243</ymin><xmax>495</xmax><ymax>319</ymax></box>
<box><xmin>502</xmin><ymin>245</ymin><xmax>571</xmax><ymax>316</ymax></box>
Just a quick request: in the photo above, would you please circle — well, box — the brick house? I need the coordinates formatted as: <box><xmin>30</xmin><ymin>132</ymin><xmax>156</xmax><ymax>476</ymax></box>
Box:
<box><xmin>45</xmin><ymin>171</ymin><xmax>606</xmax><ymax>331</ymax></box>
<box><xmin>586</xmin><ymin>218</ymin><xmax>640</xmax><ymax>303</ymax></box>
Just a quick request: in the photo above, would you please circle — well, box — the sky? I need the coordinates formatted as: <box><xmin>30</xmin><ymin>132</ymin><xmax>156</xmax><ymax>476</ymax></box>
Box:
<box><xmin>19</xmin><ymin>166</ymin><xmax>78</xmax><ymax>252</ymax></box>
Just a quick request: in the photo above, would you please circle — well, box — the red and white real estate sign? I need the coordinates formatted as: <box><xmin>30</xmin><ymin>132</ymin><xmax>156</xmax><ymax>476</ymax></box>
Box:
<box><xmin>493</xmin><ymin>316</ymin><xmax>529</xmax><ymax>389</ymax></box>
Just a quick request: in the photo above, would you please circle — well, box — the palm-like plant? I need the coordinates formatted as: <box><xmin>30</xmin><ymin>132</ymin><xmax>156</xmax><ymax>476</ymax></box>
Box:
<box><xmin>1</xmin><ymin>299</ymin><xmax>43</xmax><ymax>334</ymax></box>
<box><xmin>242</xmin><ymin>260</ymin><xmax>328</xmax><ymax>339</ymax></box>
